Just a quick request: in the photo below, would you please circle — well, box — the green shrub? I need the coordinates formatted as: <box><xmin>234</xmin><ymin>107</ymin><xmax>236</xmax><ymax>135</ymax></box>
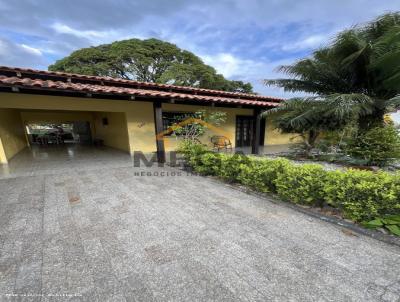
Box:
<box><xmin>362</xmin><ymin>215</ymin><xmax>400</xmax><ymax>236</ymax></box>
<box><xmin>237</xmin><ymin>157</ymin><xmax>291</xmax><ymax>192</ymax></box>
<box><xmin>324</xmin><ymin>170</ymin><xmax>400</xmax><ymax>221</ymax></box>
<box><xmin>275</xmin><ymin>164</ymin><xmax>327</xmax><ymax>206</ymax></box>
<box><xmin>177</xmin><ymin>140</ymin><xmax>208</xmax><ymax>166</ymax></box>
<box><xmin>176</xmin><ymin>139</ymin><xmax>195</xmax><ymax>155</ymax></box>
<box><xmin>345</xmin><ymin>125</ymin><xmax>400</xmax><ymax>166</ymax></box>
<box><xmin>217</xmin><ymin>153</ymin><xmax>251</xmax><ymax>182</ymax></box>
<box><xmin>195</xmin><ymin>152</ymin><xmax>222</xmax><ymax>175</ymax></box>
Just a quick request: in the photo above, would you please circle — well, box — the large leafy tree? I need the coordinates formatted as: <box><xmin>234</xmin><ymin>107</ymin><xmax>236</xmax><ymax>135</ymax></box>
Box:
<box><xmin>265</xmin><ymin>13</ymin><xmax>400</xmax><ymax>130</ymax></box>
<box><xmin>49</xmin><ymin>38</ymin><xmax>253</xmax><ymax>93</ymax></box>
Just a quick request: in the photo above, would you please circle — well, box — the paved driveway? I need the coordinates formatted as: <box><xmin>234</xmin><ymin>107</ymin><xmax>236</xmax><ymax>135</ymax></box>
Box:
<box><xmin>1</xmin><ymin>146</ymin><xmax>400</xmax><ymax>301</ymax></box>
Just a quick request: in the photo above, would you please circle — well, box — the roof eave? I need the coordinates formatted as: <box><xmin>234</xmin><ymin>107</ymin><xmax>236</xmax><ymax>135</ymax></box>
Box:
<box><xmin>0</xmin><ymin>84</ymin><xmax>280</xmax><ymax>109</ymax></box>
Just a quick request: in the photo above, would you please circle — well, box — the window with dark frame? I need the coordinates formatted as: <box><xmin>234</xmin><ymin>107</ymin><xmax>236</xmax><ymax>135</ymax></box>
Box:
<box><xmin>162</xmin><ymin>111</ymin><xmax>196</xmax><ymax>136</ymax></box>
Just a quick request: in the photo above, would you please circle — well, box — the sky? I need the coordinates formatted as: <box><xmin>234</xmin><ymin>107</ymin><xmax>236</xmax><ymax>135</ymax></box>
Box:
<box><xmin>0</xmin><ymin>0</ymin><xmax>399</xmax><ymax>99</ymax></box>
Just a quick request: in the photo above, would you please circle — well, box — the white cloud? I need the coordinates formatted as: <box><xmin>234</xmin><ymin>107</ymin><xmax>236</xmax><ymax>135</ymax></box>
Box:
<box><xmin>201</xmin><ymin>53</ymin><xmax>256</xmax><ymax>78</ymax></box>
<box><xmin>48</xmin><ymin>22</ymin><xmax>146</xmax><ymax>53</ymax></box>
<box><xmin>201</xmin><ymin>52</ymin><xmax>280</xmax><ymax>82</ymax></box>
<box><xmin>51</xmin><ymin>22</ymin><xmax>112</xmax><ymax>40</ymax></box>
<box><xmin>281</xmin><ymin>34</ymin><xmax>330</xmax><ymax>51</ymax></box>
<box><xmin>20</xmin><ymin>44</ymin><xmax>42</xmax><ymax>56</ymax></box>
<box><xmin>201</xmin><ymin>52</ymin><xmax>305</xmax><ymax>98</ymax></box>
<box><xmin>0</xmin><ymin>38</ymin><xmax>48</xmax><ymax>69</ymax></box>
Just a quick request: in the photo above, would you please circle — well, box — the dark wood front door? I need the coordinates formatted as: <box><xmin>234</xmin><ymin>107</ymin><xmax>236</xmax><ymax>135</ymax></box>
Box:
<box><xmin>236</xmin><ymin>115</ymin><xmax>266</xmax><ymax>148</ymax></box>
<box><xmin>236</xmin><ymin>116</ymin><xmax>254</xmax><ymax>147</ymax></box>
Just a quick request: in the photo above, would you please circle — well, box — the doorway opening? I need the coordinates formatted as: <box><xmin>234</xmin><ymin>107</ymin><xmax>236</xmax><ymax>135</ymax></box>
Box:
<box><xmin>26</xmin><ymin>121</ymin><xmax>92</xmax><ymax>146</ymax></box>
<box><xmin>235</xmin><ymin>115</ymin><xmax>265</xmax><ymax>147</ymax></box>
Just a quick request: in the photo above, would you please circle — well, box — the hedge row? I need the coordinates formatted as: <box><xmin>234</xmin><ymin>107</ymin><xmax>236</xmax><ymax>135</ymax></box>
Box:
<box><xmin>179</xmin><ymin>142</ymin><xmax>400</xmax><ymax>223</ymax></box>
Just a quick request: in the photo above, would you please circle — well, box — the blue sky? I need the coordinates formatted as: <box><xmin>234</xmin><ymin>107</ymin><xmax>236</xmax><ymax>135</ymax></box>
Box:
<box><xmin>0</xmin><ymin>0</ymin><xmax>399</xmax><ymax>99</ymax></box>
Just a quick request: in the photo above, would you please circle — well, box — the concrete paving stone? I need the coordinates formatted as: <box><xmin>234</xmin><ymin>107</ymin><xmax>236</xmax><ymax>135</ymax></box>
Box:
<box><xmin>120</xmin><ymin>273</ymin><xmax>156</xmax><ymax>302</ymax></box>
<box><xmin>382</xmin><ymin>291</ymin><xmax>400</xmax><ymax>302</ymax></box>
<box><xmin>6</xmin><ymin>217</ymin><xmax>27</xmax><ymax>233</ymax></box>
<box><xmin>41</xmin><ymin>261</ymin><xmax>66</xmax><ymax>295</ymax></box>
<box><xmin>142</xmin><ymin>261</ymin><xmax>207</xmax><ymax>302</ymax></box>
<box><xmin>206</xmin><ymin>264</ymin><xmax>269</xmax><ymax>302</ymax></box>
<box><xmin>63</xmin><ymin>265</ymin><xmax>94</xmax><ymax>298</ymax></box>
<box><xmin>144</xmin><ymin>244</ymin><xmax>175</xmax><ymax>265</ymax></box>
<box><xmin>180</xmin><ymin>259</ymin><xmax>239</xmax><ymax>301</ymax></box>
<box><xmin>91</xmin><ymin>274</ymin><xmax>126</xmax><ymax>300</ymax></box>
<box><xmin>19</xmin><ymin>239</ymin><xmax>43</xmax><ymax>265</ymax></box>
<box><xmin>388</xmin><ymin>281</ymin><xmax>400</xmax><ymax>293</ymax></box>
<box><xmin>109</xmin><ymin>253</ymin><xmax>145</xmax><ymax>279</ymax></box>
<box><xmin>0</xmin><ymin>145</ymin><xmax>400</xmax><ymax>301</ymax></box>
<box><xmin>14</xmin><ymin>262</ymin><xmax>42</xmax><ymax>294</ymax></box>
<box><xmin>0</xmin><ymin>263</ymin><xmax>18</xmax><ymax>295</ymax></box>
<box><xmin>0</xmin><ymin>239</ymin><xmax>23</xmax><ymax>264</ymax></box>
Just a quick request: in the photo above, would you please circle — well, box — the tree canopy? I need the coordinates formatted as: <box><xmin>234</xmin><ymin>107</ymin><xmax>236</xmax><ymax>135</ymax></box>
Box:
<box><xmin>49</xmin><ymin>38</ymin><xmax>253</xmax><ymax>93</ymax></box>
<box><xmin>265</xmin><ymin>13</ymin><xmax>400</xmax><ymax>130</ymax></box>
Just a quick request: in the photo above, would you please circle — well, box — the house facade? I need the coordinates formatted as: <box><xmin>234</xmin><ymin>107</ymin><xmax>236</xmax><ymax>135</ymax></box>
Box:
<box><xmin>0</xmin><ymin>66</ymin><xmax>295</xmax><ymax>164</ymax></box>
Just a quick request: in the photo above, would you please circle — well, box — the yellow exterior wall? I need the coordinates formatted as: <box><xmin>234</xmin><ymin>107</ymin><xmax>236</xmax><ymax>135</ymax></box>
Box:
<box><xmin>0</xmin><ymin>92</ymin><xmax>299</xmax><ymax>158</ymax></box>
<box><xmin>0</xmin><ymin>108</ymin><xmax>27</xmax><ymax>163</ymax></box>
<box><xmin>125</xmin><ymin>102</ymin><xmax>157</xmax><ymax>154</ymax></box>
<box><xmin>0</xmin><ymin>93</ymin><xmax>157</xmax><ymax>155</ymax></box>
<box><xmin>20</xmin><ymin>110</ymin><xmax>95</xmax><ymax>124</ymax></box>
<box><xmin>264</xmin><ymin>114</ymin><xmax>301</xmax><ymax>145</ymax></box>
<box><xmin>93</xmin><ymin>112</ymin><xmax>130</xmax><ymax>152</ymax></box>
<box><xmin>20</xmin><ymin>110</ymin><xmax>130</xmax><ymax>152</ymax></box>
<box><xmin>161</xmin><ymin>103</ymin><xmax>253</xmax><ymax>151</ymax></box>
<box><xmin>0</xmin><ymin>93</ymin><xmax>135</xmax><ymax>112</ymax></box>
<box><xmin>0</xmin><ymin>137</ymin><xmax>7</xmax><ymax>164</ymax></box>
<box><xmin>20</xmin><ymin>111</ymin><xmax>96</xmax><ymax>137</ymax></box>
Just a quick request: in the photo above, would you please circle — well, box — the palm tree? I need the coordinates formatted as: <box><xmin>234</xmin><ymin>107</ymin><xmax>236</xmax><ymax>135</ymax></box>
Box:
<box><xmin>265</xmin><ymin>13</ymin><xmax>400</xmax><ymax>130</ymax></box>
<box><xmin>266</xmin><ymin>95</ymin><xmax>371</xmax><ymax>151</ymax></box>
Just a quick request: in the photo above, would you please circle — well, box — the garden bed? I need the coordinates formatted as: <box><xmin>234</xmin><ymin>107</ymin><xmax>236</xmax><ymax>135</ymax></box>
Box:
<box><xmin>265</xmin><ymin>152</ymin><xmax>400</xmax><ymax>173</ymax></box>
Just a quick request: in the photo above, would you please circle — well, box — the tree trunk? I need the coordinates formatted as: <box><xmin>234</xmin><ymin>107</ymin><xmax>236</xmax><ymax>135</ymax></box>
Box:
<box><xmin>308</xmin><ymin>129</ymin><xmax>319</xmax><ymax>148</ymax></box>
<box><xmin>302</xmin><ymin>130</ymin><xmax>320</xmax><ymax>156</ymax></box>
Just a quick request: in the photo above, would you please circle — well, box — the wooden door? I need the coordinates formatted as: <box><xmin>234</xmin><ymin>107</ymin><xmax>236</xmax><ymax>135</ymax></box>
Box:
<box><xmin>235</xmin><ymin>116</ymin><xmax>254</xmax><ymax>147</ymax></box>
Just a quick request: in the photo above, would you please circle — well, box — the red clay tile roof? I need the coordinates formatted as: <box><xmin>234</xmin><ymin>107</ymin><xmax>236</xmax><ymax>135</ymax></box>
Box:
<box><xmin>0</xmin><ymin>66</ymin><xmax>282</xmax><ymax>107</ymax></box>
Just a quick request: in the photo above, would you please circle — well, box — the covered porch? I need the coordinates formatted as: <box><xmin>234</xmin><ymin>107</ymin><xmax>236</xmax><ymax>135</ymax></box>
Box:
<box><xmin>0</xmin><ymin>142</ymin><xmax>293</xmax><ymax>179</ymax></box>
